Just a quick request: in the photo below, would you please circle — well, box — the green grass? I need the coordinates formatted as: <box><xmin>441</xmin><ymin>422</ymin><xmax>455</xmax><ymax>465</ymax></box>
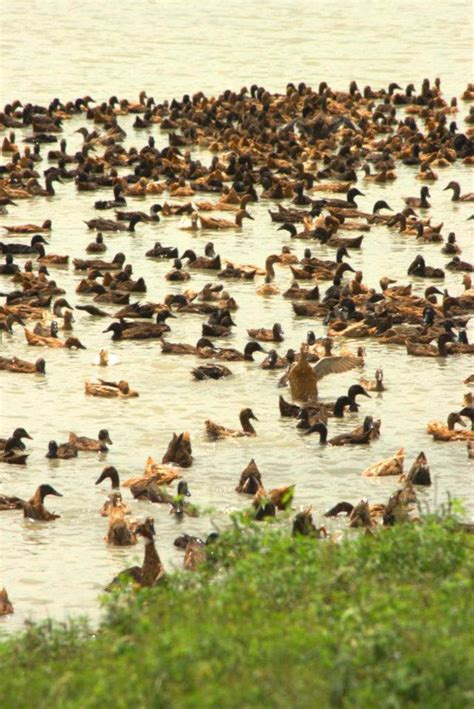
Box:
<box><xmin>1</xmin><ymin>518</ymin><xmax>473</xmax><ymax>708</ymax></box>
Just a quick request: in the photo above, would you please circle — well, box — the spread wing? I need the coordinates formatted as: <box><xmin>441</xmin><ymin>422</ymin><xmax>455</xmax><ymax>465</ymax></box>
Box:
<box><xmin>313</xmin><ymin>355</ymin><xmax>361</xmax><ymax>382</ymax></box>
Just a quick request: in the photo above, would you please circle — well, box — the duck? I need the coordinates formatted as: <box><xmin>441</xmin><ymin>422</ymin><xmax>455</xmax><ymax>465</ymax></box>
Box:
<box><xmin>278</xmin><ymin>246</ymin><xmax>298</xmax><ymax>264</ymax></box>
<box><xmin>407</xmin><ymin>255</ymin><xmax>445</xmax><ymax>279</ymax></box>
<box><xmin>83</xmin><ymin>214</ymin><xmax>142</xmax><ymax>232</ymax></box>
<box><xmin>168</xmin><ymin>481</ymin><xmax>199</xmax><ymax>518</ymax></box>
<box><xmin>443</xmin><ymin>181</ymin><xmax>474</xmax><ymax>202</ymax></box>
<box><xmin>2</xmin><ymin>219</ymin><xmax>52</xmax><ymax>235</ymax></box>
<box><xmin>106</xmin><ymin>517</ymin><xmax>164</xmax><ymax>590</ymax></box>
<box><xmin>0</xmin><ymin>589</ymin><xmax>13</xmax><ymax>616</ymax></box>
<box><xmin>160</xmin><ymin>337</ymin><xmax>212</xmax><ymax>357</ymax></box>
<box><xmin>24</xmin><ymin>328</ymin><xmax>86</xmax><ymax>349</ymax></box>
<box><xmin>304</xmin><ymin>417</ymin><xmax>374</xmax><ymax>445</ymax></box>
<box><xmin>253</xmin><ymin>484</ymin><xmax>295</xmax><ymax>512</ymax></box>
<box><xmin>247</xmin><ymin>322</ymin><xmax>284</xmax><ymax>342</ymax></box>
<box><xmin>0</xmin><ymin>253</ymin><xmax>19</xmax><ymax>275</ymax></box>
<box><xmin>85</xmin><ymin>379</ymin><xmax>139</xmax><ymax>398</ymax></box>
<box><xmin>124</xmin><ymin>459</ymin><xmax>182</xmax><ymax>499</ymax></box>
<box><xmin>0</xmin><ymin>436</ymin><xmax>30</xmax><ymax>464</ymax></box>
<box><xmin>103</xmin><ymin>312</ymin><xmax>173</xmax><ymax>341</ymax></box>
<box><xmin>115</xmin><ymin>204</ymin><xmax>161</xmax><ymax>223</ymax></box>
<box><xmin>446</xmin><ymin>256</ymin><xmax>473</xmax><ymax>273</ymax></box>
<box><xmin>95</xmin><ymin>465</ymin><xmax>120</xmax><ymax>489</ymax></box>
<box><xmin>323</xmin><ymin>499</ymin><xmax>382</xmax><ymax>523</ymax></box>
<box><xmin>99</xmin><ymin>488</ymin><xmax>130</xmax><ymax>517</ymax></box>
<box><xmin>161</xmin><ymin>432</ymin><xmax>193</xmax><ymax>468</ymax></box>
<box><xmin>361</xmin><ymin>448</ymin><xmax>404</xmax><ymax>477</ymax></box>
<box><xmin>198</xmin><ymin>209</ymin><xmax>254</xmax><ymax>229</ymax></box>
<box><xmin>251</xmin><ymin>489</ymin><xmax>276</xmax><ymax>521</ymax></box>
<box><xmin>36</xmin><ymin>244</ymin><xmax>69</xmax><ymax>266</ymax></box>
<box><xmin>322</xmin><ymin>188</ymin><xmax>365</xmax><ymax>209</ymax></box>
<box><xmin>403</xmin><ymin>186</ymin><xmax>431</xmax><ymax>208</ymax></box>
<box><xmin>182</xmin><ymin>244</ymin><xmax>221</xmax><ymax>270</ymax></box>
<box><xmin>459</xmin><ymin>407</ymin><xmax>474</xmax><ymax>431</ymax></box>
<box><xmin>0</xmin><ymin>496</ymin><xmax>25</xmax><ymax>512</ymax></box>
<box><xmin>235</xmin><ymin>459</ymin><xmax>264</xmax><ymax>495</ymax></box>
<box><xmin>292</xmin><ymin>507</ymin><xmax>327</xmax><ymax>538</ymax></box>
<box><xmin>468</xmin><ymin>441</ymin><xmax>474</xmax><ymax>459</ymax></box>
<box><xmin>192</xmin><ymin>364</ymin><xmax>232</xmax><ymax>380</ymax></box>
<box><xmin>325</xmin><ymin>384</ymin><xmax>371</xmax><ymax>414</ymax></box>
<box><xmin>416</xmin><ymin>162</ymin><xmax>438</xmax><ymax>181</ymax></box>
<box><xmin>86</xmin><ymin>233</ymin><xmax>107</xmax><ymax>253</ymax></box>
<box><xmin>205</xmin><ymin>341</ymin><xmax>266</xmax><ymax>362</ymax></box>
<box><xmin>0</xmin><ymin>355</ymin><xmax>45</xmax><ymax>374</ymax></box>
<box><xmin>73</xmin><ymin>252</ymin><xmax>126</xmax><ymax>271</ymax></box>
<box><xmin>46</xmin><ymin>440</ymin><xmax>78</xmax><ymax>459</ymax></box>
<box><xmin>202</xmin><ymin>310</ymin><xmax>236</xmax><ymax>338</ymax></box>
<box><xmin>165</xmin><ymin>258</ymin><xmax>190</xmax><ymax>281</ymax></box>
<box><xmin>0</xmin><ymin>427</ymin><xmax>32</xmax><ymax>452</ymax></box>
<box><xmin>441</xmin><ymin>233</ymin><xmax>461</xmax><ymax>255</ymax></box>
<box><xmin>402</xmin><ymin>452</ymin><xmax>432</xmax><ymax>486</ymax></box>
<box><xmin>68</xmin><ymin>429</ymin><xmax>112</xmax><ymax>452</ymax></box>
<box><xmin>405</xmin><ymin>333</ymin><xmax>454</xmax><ymax>357</ymax></box>
<box><xmin>94</xmin><ymin>184</ymin><xmax>126</xmax><ymax>210</ymax></box>
<box><xmin>0</xmin><ymin>234</ymin><xmax>49</xmax><ymax>255</ymax></box>
<box><xmin>23</xmin><ymin>484</ymin><xmax>62</xmax><ymax>521</ymax></box>
<box><xmin>261</xmin><ymin>349</ymin><xmax>292</xmax><ymax>370</ymax></box>
<box><xmin>256</xmin><ymin>274</ymin><xmax>280</xmax><ymax>296</ymax></box>
<box><xmin>360</xmin><ymin>369</ymin><xmax>386</xmax><ymax>392</ymax></box>
<box><xmin>288</xmin><ymin>345</ymin><xmax>361</xmax><ymax>402</ymax></box>
<box><xmin>382</xmin><ymin>485</ymin><xmax>418</xmax><ymax>526</ymax></box>
<box><xmin>106</xmin><ymin>505</ymin><xmax>137</xmax><ymax>546</ymax></box>
<box><xmin>138</xmin><ymin>479</ymin><xmax>190</xmax><ymax>505</ymax></box>
<box><xmin>145</xmin><ymin>241</ymin><xmax>179</xmax><ymax>259</ymax></box>
<box><xmin>283</xmin><ymin>282</ymin><xmax>320</xmax><ymax>300</ymax></box>
<box><xmin>181</xmin><ymin>533</ymin><xmax>219</xmax><ymax>571</ymax></box>
<box><xmin>205</xmin><ymin>408</ymin><xmax>258</xmax><ymax>439</ymax></box>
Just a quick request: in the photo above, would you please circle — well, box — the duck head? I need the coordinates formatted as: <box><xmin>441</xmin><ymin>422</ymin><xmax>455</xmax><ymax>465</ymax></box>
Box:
<box><xmin>31</xmin><ymin>234</ymin><xmax>48</xmax><ymax>247</ymax></box>
<box><xmin>35</xmin><ymin>358</ymin><xmax>46</xmax><ymax>373</ymax></box>
<box><xmin>37</xmin><ymin>484</ymin><xmax>62</xmax><ymax>501</ymax></box>
<box><xmin>95</xmin><ymin>465</ymin><xmax>120</xmax><ymax>488</ymax></box>
<box><xmin>156</xmin><ymin>309</ymin><xmax>176</xmax><ymax>323</ymax></box>
<box><xmin>244</xmin><ymin>341</ymin><xmax>266</xmax><ymax>359</ymax></box>
<box><xmin>136</xmin><ymin>517</ymin><xmax>156</xmax><ymax>539</ymax></box>
<box><xmin>47</xmin><ymin>441</ymin><xmax>59</xmax><ymax>458</ymax></box>
<box><xmin>98</xmin><ymin>429</ymin><xmax>113</xmax><ymax>445</ymax></box>
<box><xmin>348</xmin><ymin>384</ymin><xmax>371</xmax><ymax>401</ymax></box>
<box><xmin>103</xmin><ymin>322</ymin><xmax>124</xmax><ymax>338</ymax></box>
<box><xmin>272</xmin><ymin>322</ymin><xmax>284</xmax><ymax>339</ymax></box>
<box><xmin>12</xmin><ymin>427</ymin><xmax>32</xmax><ymax>441</ymax></box>
<box><xmin>373</xmin><ymin>200</ymin><xmax>392</xmax><ymax>214</ymax></box>
<box><xmin>177</xmin><ymin>480</ymin><xmax>191</xmax><ymax>498</ymax></box>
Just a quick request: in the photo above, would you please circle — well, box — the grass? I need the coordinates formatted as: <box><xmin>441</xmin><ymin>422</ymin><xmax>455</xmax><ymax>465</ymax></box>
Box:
<box><xmin>0</xmin><ymin>517</ymin><xmax>473</xmax><ymax>708</ymax></box>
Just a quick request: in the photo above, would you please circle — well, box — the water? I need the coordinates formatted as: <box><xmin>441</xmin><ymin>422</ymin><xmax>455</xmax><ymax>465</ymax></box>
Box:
<box><xmin>0</xmin><ymin>0</ymin><xmax>473</xmax><ymax>634</ymax></box>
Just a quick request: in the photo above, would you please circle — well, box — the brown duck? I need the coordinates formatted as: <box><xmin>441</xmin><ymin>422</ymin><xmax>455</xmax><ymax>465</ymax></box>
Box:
<box><xmin>205</xmin><ymin>408</ymin><xmax>258</xmax><ymax>439</ymax></box>
<box><xmin>23</xmin><ymin>484</ymin><xmax>62</xmax><ymax>521</ymax></box>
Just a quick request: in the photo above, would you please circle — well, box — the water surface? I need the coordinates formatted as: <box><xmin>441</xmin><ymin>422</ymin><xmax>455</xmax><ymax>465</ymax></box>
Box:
<box><xmin>0</xmin><ymin>0</ymin><xmax>473</xmax><ymax>633</ymax></box>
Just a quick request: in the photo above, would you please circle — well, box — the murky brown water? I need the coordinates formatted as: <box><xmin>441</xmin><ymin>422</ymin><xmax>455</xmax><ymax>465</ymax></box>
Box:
<box><xmin>0</xmin><ymin>0</ymin><xmax>473</xmax><ymax>633</ymax></box>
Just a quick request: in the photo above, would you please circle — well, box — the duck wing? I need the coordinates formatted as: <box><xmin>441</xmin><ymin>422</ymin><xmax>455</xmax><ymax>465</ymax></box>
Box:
<box><xmin>313</xmin><ymin>355</ymin><xmax>361</xmax><ymax>382</ymax></box>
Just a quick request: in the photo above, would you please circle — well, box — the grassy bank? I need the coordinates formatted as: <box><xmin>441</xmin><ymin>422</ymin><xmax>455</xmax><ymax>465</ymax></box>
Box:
<box><xmin>1</xmin><ymin>518</ymin><xmax>473</xmax><ymax>708</ymax></box>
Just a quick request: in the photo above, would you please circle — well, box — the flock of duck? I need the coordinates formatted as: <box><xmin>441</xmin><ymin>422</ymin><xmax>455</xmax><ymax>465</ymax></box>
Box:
<box><xmin>0</xmin><ymin>79</ymin><xmax>473</xmax><ymax>617</ymax></box>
